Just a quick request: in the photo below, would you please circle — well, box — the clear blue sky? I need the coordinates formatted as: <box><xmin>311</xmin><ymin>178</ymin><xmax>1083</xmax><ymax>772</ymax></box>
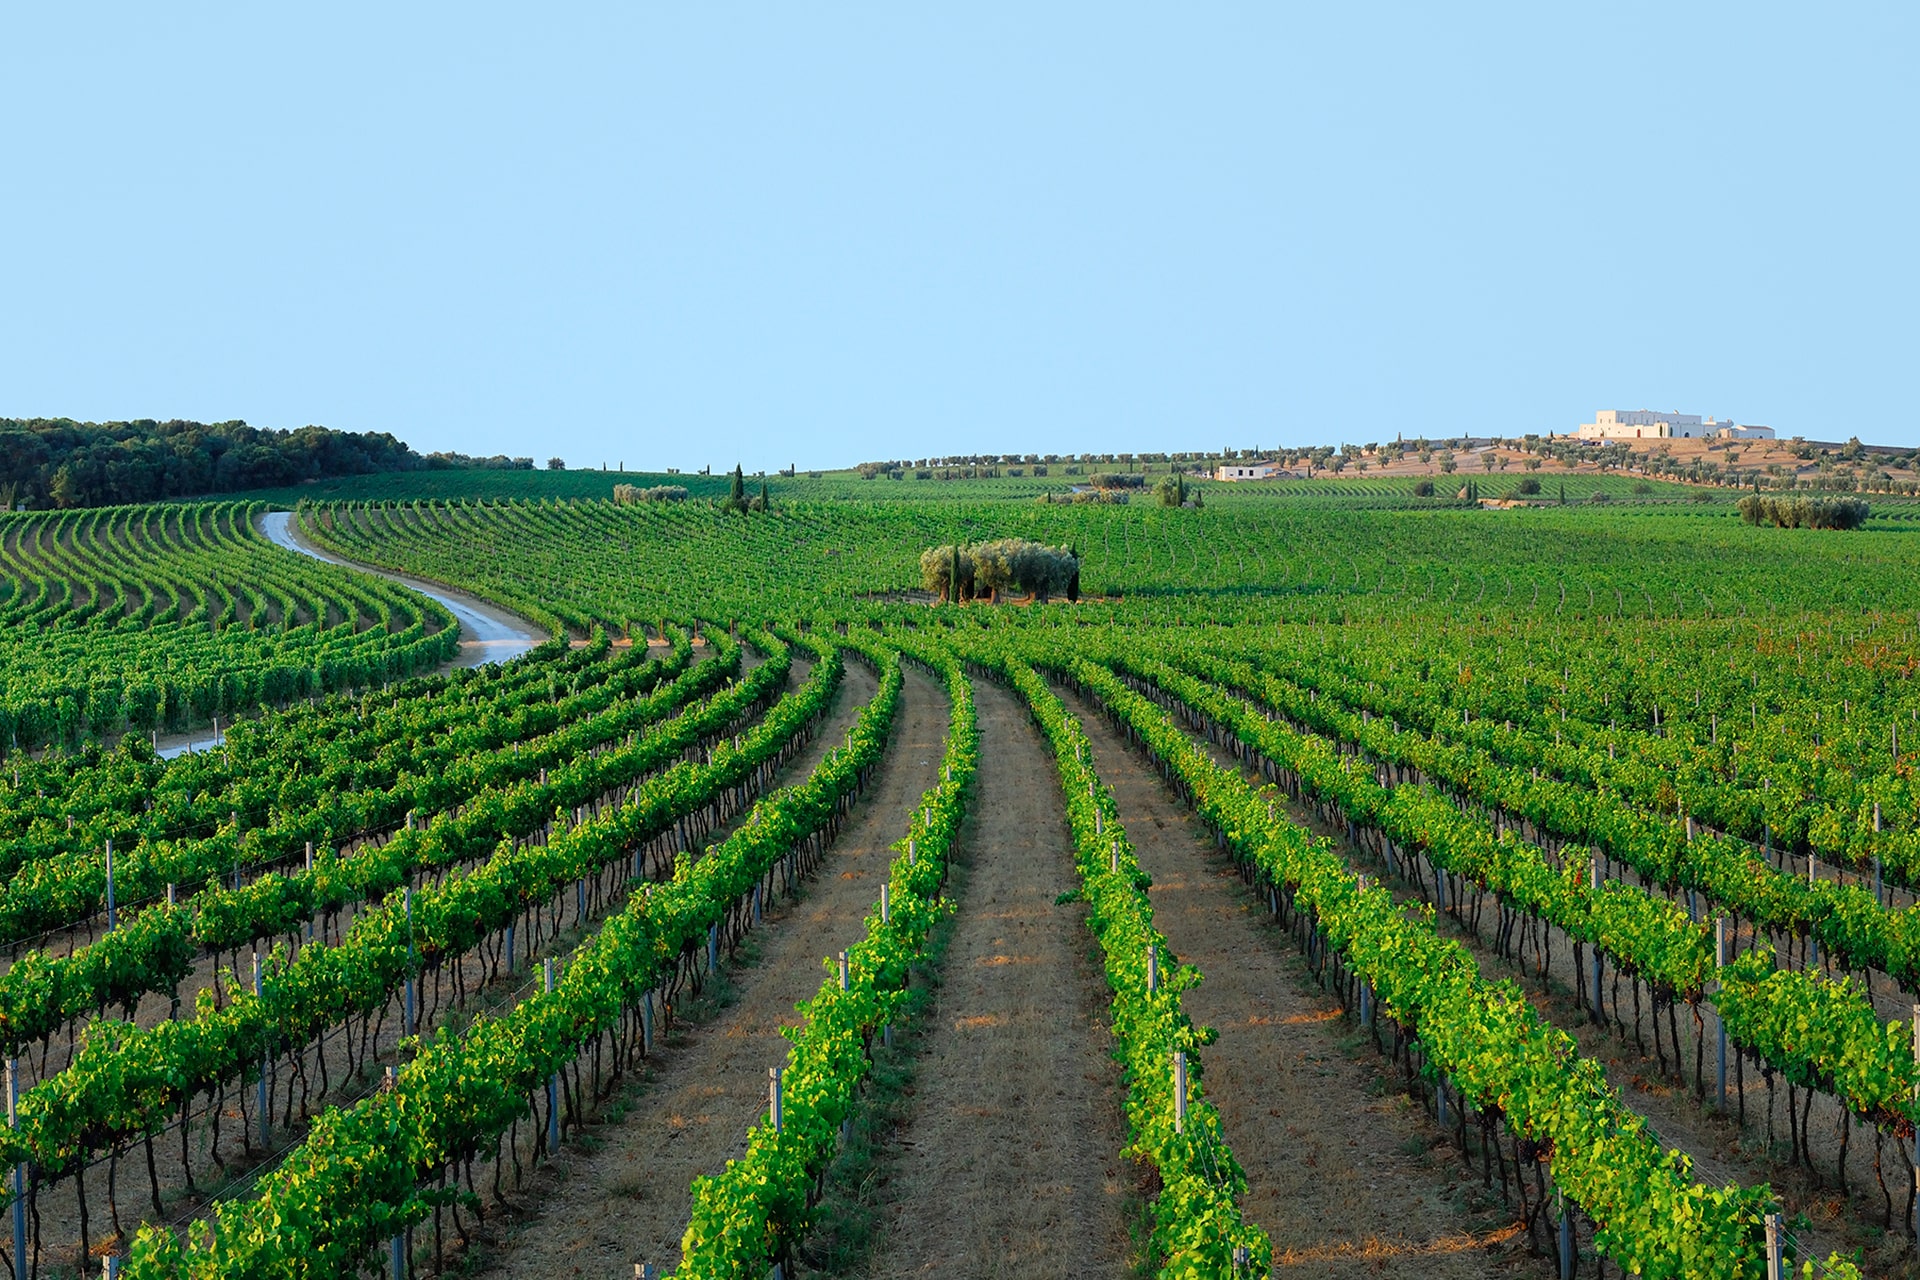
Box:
<box><xmin>3</xmin><ymin>5</ymin><xmax>1913</xmax><ymax>470</ymax></box>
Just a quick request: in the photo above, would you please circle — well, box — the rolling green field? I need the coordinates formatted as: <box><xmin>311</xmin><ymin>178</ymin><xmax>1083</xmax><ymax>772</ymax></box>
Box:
<box><xmin>1</xmin><ymin>480</ymin><xmax>1914</xmax><ymax>1279</ymax></box>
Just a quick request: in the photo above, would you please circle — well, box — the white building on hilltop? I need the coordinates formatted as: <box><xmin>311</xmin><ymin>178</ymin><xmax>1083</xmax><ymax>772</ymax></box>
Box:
<box><xmin>1575</xmin><ymin>410</ymin><xmax>1775</xmax><ymax>441</ymax></box>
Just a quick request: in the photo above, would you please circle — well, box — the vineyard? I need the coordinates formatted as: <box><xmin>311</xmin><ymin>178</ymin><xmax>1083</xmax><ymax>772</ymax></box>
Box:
<box><xmin>0</xmin><ymin>503</ymin><xmax>459</xmax><ymax>750</ymax></box>
<box><xmin>0</xmin><ymin>485</ymin><xmax>1915</xmax><ymax>1278</ymax></box>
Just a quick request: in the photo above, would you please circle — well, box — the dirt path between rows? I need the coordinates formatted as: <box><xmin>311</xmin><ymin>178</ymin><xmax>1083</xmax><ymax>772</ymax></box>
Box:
<box><xmin>470</xmin><ymin>660</ymin><xmax>944</xmax><ymax>1279</ymax></box>
<box><xmin>860</xmin><ymin>678</ymin><xmax>1133</xmax><ymax>1279</ymax></box>
<box><xmin>1063</xmin><ymin>688</ymin><xmax>1538</xmax><ymax>1277</ymax></box>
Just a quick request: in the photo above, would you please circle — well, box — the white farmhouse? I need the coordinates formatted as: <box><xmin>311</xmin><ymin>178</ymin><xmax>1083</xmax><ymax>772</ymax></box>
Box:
<box><xmin>1575</xmin><ymin>410</ymin><xmax>1775</xmax><ymax>441</ymax></box>
<box><xmin>1216</xmin><ymin>461</ymin><xmax>1279</xmax><ymax>481</ymax></box>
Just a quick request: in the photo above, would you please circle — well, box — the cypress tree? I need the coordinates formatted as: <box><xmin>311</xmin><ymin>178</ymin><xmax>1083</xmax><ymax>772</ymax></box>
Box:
<box><xmin>728</xmin><ymin>464</ymin><xmax>745</xmax><ymax>511</ymax></box>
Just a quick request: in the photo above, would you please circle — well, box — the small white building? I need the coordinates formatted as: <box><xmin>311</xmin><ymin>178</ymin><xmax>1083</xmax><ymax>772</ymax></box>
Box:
<box><xmin>1216</xmin><ymin>462</ymin><xmax>1279</xmax><ymax>481</ymax></box>
<box><xmin>1575</xmin><ymin>410</ymin><xmax>1775</xmax><ymax>441</ymax></box>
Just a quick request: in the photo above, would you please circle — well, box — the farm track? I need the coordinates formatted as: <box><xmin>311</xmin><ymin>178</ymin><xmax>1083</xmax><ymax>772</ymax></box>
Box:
<box><xmin>859</xmin><ymin>676</ymin><xmax>1133</xmax><ymax>1280</ymax></box>
<box><xmin>256</xmin><ymin>510</ymin><xmax>542</xmax><ymax>670</ymax></box>
<box><xmin>1129</xmin><ymin>675</ymin><xmax>1884</xmax><ymax>1274</ymax></box>
<box><xmin>1061</xmin><ymin>687</ymin><xmax>1535</xmax><ymax>1278</ymax></box>
<box><xmin>142</xmin><ymin>509</ymin><xmax>550</xmax><ymax>761</ymax></box>
<box><xmin>465</xmin><ymin>658</ymin><xmax>932</xmax><ymax>1279</ymax></box>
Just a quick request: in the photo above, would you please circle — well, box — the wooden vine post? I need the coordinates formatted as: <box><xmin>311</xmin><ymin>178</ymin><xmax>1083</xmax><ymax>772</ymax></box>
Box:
<box><xmin>1807</xmin><ymin>855</ymin><xmax>1819</xmax><ymax>969</ymax></box>
<box><xmin>1355</xmin><ymin>875</ymin><xmax>1372</xmax><ymax>1028</ymax></box>
<box><xmin>1556</xmin><ymin>1187</ymin><xmax>1573</xmax><ymax>1279</ymax></box>
<box><xmin>7</xmin><ymin>1057</ymin><xmax>22</xmax><ymax>1280</ymax></box>
<box><xmin>404</xmin><ymin>885</ymin><xmax>417</xmax><ymax>1037</ymax></box>
<box><xmin>1715</xmin><ymin>918</ymin><xmax>1728</xmax><ymax>1112</ymax></box>
<box><xmin>388</xmin><ymin>1064</ymin><xmax>404</xmax><ymax>1280</ymax></box>
<box><xmin>1588</xmin><ymin>853</ymin><xmax>1604</xmax><ymax>1019</ymax></box>
<box><xmin>545</xmin><ymin>959</ymin><xmax>559</xmax><ymax>1154</ymax></box>
<box><xmin>255</xmin><ymin>951</ymin><xmax>271</xmax><ymax>1150</ymax></box>
<box><xmin>1874</xmin><ymin>803</ymin><xmax>1884</xmax><ymax>906</ymax></box>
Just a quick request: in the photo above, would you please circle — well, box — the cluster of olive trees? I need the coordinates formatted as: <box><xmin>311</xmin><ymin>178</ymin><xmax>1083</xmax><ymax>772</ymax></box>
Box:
<box><xmin>613</xmin><ymin>483</ymin><xmax>689</xmax><ymax>504</ymax></box>
<box><xmin>919</xmin><ymin>539</ymin><xmax>1080</xmax><ymax>602</ymax></box>
<box><xmin>1736</xmin><ymin>493</ymin><xmax>1869</xmax><ymax>529</ymax></box>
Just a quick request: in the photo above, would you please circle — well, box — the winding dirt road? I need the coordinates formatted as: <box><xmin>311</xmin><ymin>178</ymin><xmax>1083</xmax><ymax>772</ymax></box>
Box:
<box><xmin>157</xmin><ymin>511</ymin><xmax>546</xmax><ymax>758</ymax></box>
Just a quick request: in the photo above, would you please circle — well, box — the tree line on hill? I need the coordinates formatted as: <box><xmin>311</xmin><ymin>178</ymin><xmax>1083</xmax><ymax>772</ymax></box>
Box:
<box><xmin>0</xmin><ymin>418</ymin><xmax>533</xmax><ymax>510</ymax></box>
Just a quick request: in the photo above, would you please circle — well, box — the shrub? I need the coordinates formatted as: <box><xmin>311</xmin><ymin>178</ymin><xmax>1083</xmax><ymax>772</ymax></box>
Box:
<box><xmin>1588</xmin><ymin>490</ymin><xmax>1612</xmax><ymax>504</ymax></box>
<box><xmin>1412</xmin><ymin>480</ymin><xmax>1435</xmax><ymax>497</ymax></box>
<box><xmin>1631</xmin><ymin>480</ymin><xmax>1654</xmax><ymax>495</ymax></box>
<box><xmin>1514</xmin><ymin>476</ymin><xmax>1541</xmax><ymax>496</ymax></box>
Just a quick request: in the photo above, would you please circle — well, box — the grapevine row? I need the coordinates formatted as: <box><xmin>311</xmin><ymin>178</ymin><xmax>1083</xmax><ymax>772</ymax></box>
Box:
<box><xmin>0</xmin><ymin>629</ymin><xmax>831</xmax><ymax>1217</ymax></box>
<box><xmin>1052</xmin><ymin>647</ymin><xmax>1817</xmax><ymax>1279</ymax></box>
<box><xmin>1140</xmin><ymin>641</ymin><xmax>1920</xmax><ymax>1140</ymax></box>
<box><xmin>962</xmin><ymin>634</ymin><xmax>1271</xmax><ymax>1276</ymax></box>
<box><xmin>678</xmin><ymin>636</ymin><xmax>978</xmax><ymax>1276</ymax></box>
<box><xmin>121</xmin><ymin>636</ymin><xmax>900</xmax><ymax>1278</ymax></box>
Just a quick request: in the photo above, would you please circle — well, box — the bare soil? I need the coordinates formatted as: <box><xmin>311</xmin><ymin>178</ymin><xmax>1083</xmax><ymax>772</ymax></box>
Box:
<box><xmin>857</xmin><ymin>677</ymin><xmax>1134</xmax><ymax>1279</ymax></box>
<box><xmin>1063</xmin><ymin>688</ymin><xmax>1537</xmax><ymax>1277</ymax></box>
<box><xmin>467</xmin><ymin>660</ymin><xmax>946</xmax><ymax>1278</ymax></box>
